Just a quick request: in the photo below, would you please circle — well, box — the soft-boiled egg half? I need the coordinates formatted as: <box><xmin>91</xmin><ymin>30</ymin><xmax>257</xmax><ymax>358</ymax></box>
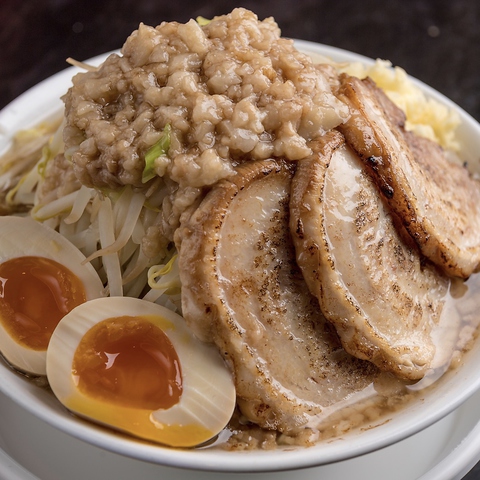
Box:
<box><xmin>46</xmin><ymin>296</ymin><xmax>236</xmax><ymax>448</ymax></box>
<box><xmin>0</xmin><ymin>216</ymin><xmax>104</xmax><ymax>376</ymax></box>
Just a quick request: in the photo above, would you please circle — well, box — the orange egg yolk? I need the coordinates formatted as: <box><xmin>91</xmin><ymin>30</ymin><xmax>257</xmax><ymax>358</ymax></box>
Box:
<box><xmin>72</xmin><ymin>316</ymin><xmax>183</xmax><ymax>410</ymax></box>
<box><xmin>0</xmin><ymin>256</ymin><xmax>87</xmax><ymax>350</ymax></box>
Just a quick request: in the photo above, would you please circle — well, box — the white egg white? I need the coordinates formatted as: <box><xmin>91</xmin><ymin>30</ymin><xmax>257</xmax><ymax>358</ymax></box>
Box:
<box><xmin>0</xmin><ymin>216</ymin><xmax>104</xmax><ymax>375</ymax></box>
<box><xmin>46</xmin><ymin>296</ymin><xmax>236</xmax><ymax>448</ymax></box>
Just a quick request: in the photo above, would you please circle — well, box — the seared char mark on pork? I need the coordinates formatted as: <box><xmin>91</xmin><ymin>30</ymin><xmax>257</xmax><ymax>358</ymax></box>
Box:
<box><xmin>178</xmin><ymin>158</ymin><xmax>379</xmax><ymax>433</ymax></box>
<box><xmin>290</xmin><ymin>130</ymin><xmax>450</xmax><ymax>380</ymax></box>
<box><xmin>337</xmin><ymin>75</ymin><xmax>480</xmax><ymax>279</ymax></box>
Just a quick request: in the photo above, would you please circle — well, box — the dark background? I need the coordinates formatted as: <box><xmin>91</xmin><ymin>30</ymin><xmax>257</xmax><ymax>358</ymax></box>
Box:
<box><xmin>0</xmin><ymin>0</ymin><xmax>479</xmax><ymax>478</ymax></box>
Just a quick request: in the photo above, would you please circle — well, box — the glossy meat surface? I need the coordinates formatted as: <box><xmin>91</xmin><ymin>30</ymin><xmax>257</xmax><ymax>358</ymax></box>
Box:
<box><xmin>290</xmin><ymin>131</ymin><xmax>450</xmax><ymax>380</ymax></box>
<box><xmin>178</xmin><ymin>159</ymin><xmax>378</xmax><ymax>432</ymax></box>
<box><xmin>338</xmin><ymin>75</ymin><xmax>480</xmax><ymax>279</ymax></box>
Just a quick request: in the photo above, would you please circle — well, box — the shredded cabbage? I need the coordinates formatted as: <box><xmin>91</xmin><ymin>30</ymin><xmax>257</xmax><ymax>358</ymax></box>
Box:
<box><xmin>196</xmin><ymin>16</ymin><xmax>211</xmax><ymax>26</ymax></box>
<box><xmin>142</xmin><ymin>124</ymin><xmax>171</xmax><ymax>183</ymax></box>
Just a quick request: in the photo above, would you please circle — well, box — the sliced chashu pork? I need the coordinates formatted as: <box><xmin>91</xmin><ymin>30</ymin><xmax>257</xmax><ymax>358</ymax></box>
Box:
<box><xmin>290</xmin><ymin>130</ymin><xmax>450</xmax><ymax>380</ymax></box>
<box><xmin>177</xmin><ymin>159</ymin><xmax>379</xmax><ymax>433</ymax></box>
<box><xmin>337</xmin><ymin>75</ymin><xmax>480</xmax><ymax>279</ymax></box>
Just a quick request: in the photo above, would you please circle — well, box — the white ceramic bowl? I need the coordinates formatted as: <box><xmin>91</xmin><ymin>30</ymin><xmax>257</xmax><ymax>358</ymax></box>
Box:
<box><xmin>1</xmin><ymin>387</ymin><xmax>480</xmax><ymax>479</ymax></box>
<box><xmin>1</xmin><ymin>40</ymin><xmax>480</xmax><ymax>473</ymax></box>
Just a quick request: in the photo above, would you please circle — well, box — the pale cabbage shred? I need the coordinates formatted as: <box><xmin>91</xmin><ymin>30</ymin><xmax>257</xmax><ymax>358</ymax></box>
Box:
<box><xmin>0</xmin><ymin>47</ymin><xmax>460</xmax><ymax>315</ymax></box>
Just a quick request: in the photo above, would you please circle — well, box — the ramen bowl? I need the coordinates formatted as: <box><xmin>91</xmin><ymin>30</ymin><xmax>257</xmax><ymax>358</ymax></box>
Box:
<box><xmin>1</xmin><ymin>41</ymin><xmax>480</xmax><ymax>473</ymax></box>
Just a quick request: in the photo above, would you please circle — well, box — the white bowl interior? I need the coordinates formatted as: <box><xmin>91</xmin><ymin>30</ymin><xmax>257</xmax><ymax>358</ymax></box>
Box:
<box><xmin>1</xmin><ymin>41</ymin><xmax>480</xmax><ymax>473</ymax></box>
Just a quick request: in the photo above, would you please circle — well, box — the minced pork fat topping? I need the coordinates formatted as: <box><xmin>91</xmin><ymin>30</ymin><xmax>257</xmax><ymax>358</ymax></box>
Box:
<box><xmin>62</xmin><ymin>8</ymin><xmax>349</xmax><ymax>194</ymax></box>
